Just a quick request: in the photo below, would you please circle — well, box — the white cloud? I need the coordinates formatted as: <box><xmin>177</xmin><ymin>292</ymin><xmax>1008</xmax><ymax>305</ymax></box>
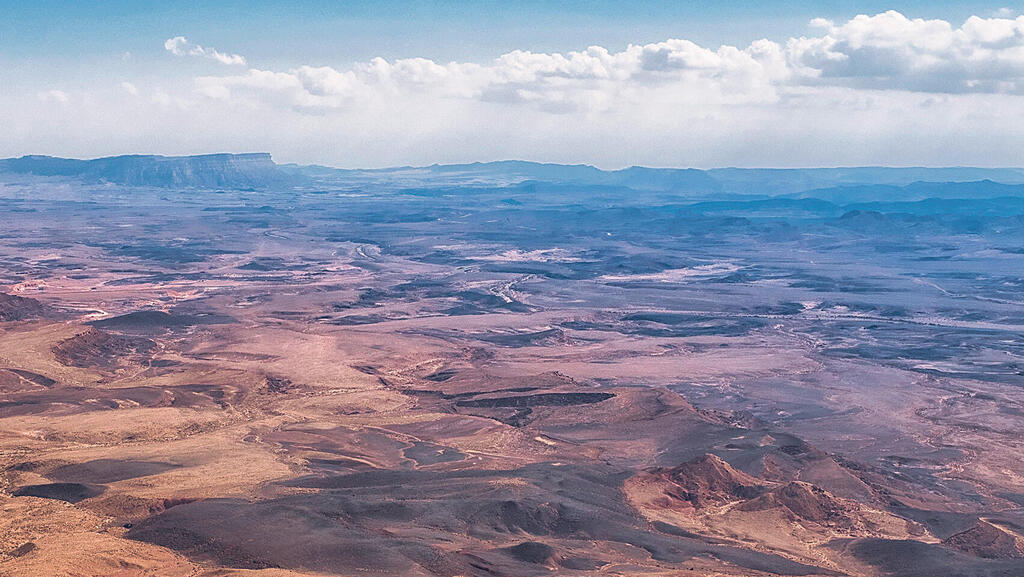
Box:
<box><xmin>6</xmin><ymin>12</ymin><xmax>1024</xmax><ymax>168</ymax></box>
<box><xmin>36</xmin><ymin>89</ymin><xmax>69</xmax><ymax>103</ymax></box>
<box><xmin>189</xmin><ymin>11</ymin><xmax>1024</xmax><ymax>118</ymax></box>
<box><xmin>164</xmin><ymin>36</ymin><xmax>246</xmax><ymax>66</ymax></box>
<box><xmin>787</xmin><ymin>11</ymin><xmax>1024</xmax><ymax>92</ymax></box>
<box><xmin>195</xmin><ymin>37</ymin><xmax>790</xmax><ymax>114</ymax></box>
<box><xmin>120</xmin><ymin>81</ymin><xmax>138</xmax><ymax>96</ymax></box>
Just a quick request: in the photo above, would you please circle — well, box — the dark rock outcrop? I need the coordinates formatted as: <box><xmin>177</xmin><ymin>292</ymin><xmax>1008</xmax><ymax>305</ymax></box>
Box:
<box><xmin>944</xmin><ymin>521</ymin><xmax>1024</xmax><ymax>559</ymax></box>
<box><xmin>651</xmin><ymin>454</ymin><xmax>764</xmax><ymax>508</ymax></box>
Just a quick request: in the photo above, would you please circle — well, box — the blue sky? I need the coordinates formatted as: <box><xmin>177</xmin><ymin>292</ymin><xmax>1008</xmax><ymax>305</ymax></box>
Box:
<box><xmin>3</xmin><ymin>1</ymin><xmax>1014</xmax><ymax>62</ymax></box>
<box><xmin>3</xmin><ymin>2</ymin><xmax>1024</xmax><ymax>167</ymax></box>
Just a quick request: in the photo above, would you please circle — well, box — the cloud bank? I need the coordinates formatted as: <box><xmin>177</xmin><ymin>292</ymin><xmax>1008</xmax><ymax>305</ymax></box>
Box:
<box><xmin>8</xmin><ymin>11</ymin><xmax>1024</xmax><ymax>168</ymax></box>
<box><xmin>192</xmin><ymin>11</ymin><xmax>1024</xmax><ymax>114</ymax></box>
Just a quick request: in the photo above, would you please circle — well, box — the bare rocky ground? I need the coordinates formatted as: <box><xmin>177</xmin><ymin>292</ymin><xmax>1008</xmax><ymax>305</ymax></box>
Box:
<box><xmin>1</xmin><ymin>182</ymin><xmax>1023</xmax><ymax>577</ymax></box>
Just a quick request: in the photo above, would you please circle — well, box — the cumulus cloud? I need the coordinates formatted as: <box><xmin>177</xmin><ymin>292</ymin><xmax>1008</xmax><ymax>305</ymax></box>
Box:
<box><xmin>187</xmin><ymin>11</ymin><xmax>1024</xmax><ymax>117</ymax></box>
<box><xmin>6</xmin><ymin>12</ymin><xmax>1024</xmax><ymax>168</ymax></box>
<box><xmin>164</xmin><ymin>36</ymin><xmax>246</xmax><ymax>66</ymax></box>
<box><xmin>196</xmin><ymin>37</ymin><xmax>790</xmax><ymax>114</ymax></box>
<box><xmin>120</xmin><ymin>81</ymin><xmax>138</xmax><ymax>96</ymax></box>
<box><xmin>787</xmin><ymin>11</ymin><xmax>1024</xmax><ymax>92</ymax></box>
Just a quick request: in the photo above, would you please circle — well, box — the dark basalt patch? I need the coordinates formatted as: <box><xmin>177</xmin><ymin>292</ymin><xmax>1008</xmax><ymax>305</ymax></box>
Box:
<box><xmin>90</xmin><ymin>310</ymin><xmax>234</xmax><ymax>333</ymax></box>
<box><xmin>455</xmin><ymin>392</ymin><xmax>614</xmax><ymax>408</ymax></box>
<box><xmin>559</xmin><ymin>556</ymin><xmax>607</xmax><ymax>570</ymax></box>
<box><xmin>49</xmin><ymin>459</ymin><xmax>179</xmax><ymax>484</ymax></box>
<box><xmin>0</xmin><ymin>383</ymin><xmax>238</xmax><ymax>417</ymax></box>
<box><xmin>0</xmin><ymin>292</ymin><xmax>56</xmax><ymax>321</ymax></box>
<box><xmin>238</xmin><ymin>257</ymin><xmax>306</xmax><ymax>271</ymax></box>
<box><xmin>401</xmin><ymin>386</ymin><xmax>541</xmax><ymax>401</ymax></box>
<box><xmin>620</xmin><ymin>312</ymin><xmax>767</xmax><ymax>337</ymax></box>
<box><xmin>328</xmin><ymin>313</ymin><xmax>408</xmax><ymax>326</ymax></box>
<box><xmin>424</xmin><ymin>369</ymin><xmax>457</xmax><ymax>382</ymax></box>
<box><xmin>944</xmin><ymin>521</ymin><xmax>1024</xmax><ymax>559</ymax></box>
<box><xmin>2</xmin><ymin>368</ymin><xmax>57</xmax><ymax>387</ymax></box>
<box><xmin>126</xmin><ymin>498</ymin><xmax>455</xmax><ymax>574</ymax></box>
<box><xmin>264</xmin><ymin>376</ymin><xmax>292</xmax><ymax>393</ymax></box>
<box><xmin>477</xmin><ymin>328</ymin><xmax>570</xmax><ymax>347</ymax></box>
<box><xmin>502</xmin><ymin>541</ymin><xmax>555</xmax><ymax>564</ymax></box>
<box><xmin>52</xmin><ymin>327</ymin><xmax>157</xmax><ymax>368</ymax></box>
<box><xmin>845</xmin><ymin>538</ymin><xmax>1024</xmax><ymax>577</ymax></box>
<box><xmin>149</xmin><ymin>359</ymin><xmax>180</xmax><ymax>368</ymax></box>
<box><xmin>6</xmin><ymin>542</ymin><xmax>37</xmax><ymax>558</ymax></box>
<box><xmin>13</xmin><ymin>482</ymin><xmax>105</xmax><ymax>503</ymax></box>
<box><xmin>131</xmin><ymin>463</ymin><xmax>834</xmax><ymax>576</ymax></box>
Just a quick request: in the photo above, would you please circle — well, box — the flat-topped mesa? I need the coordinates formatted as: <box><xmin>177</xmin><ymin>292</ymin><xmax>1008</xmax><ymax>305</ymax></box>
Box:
<box><xmin>0</xmin><ymin>152</ymin><xmax>294</xmax><ymax>189</ymax></box>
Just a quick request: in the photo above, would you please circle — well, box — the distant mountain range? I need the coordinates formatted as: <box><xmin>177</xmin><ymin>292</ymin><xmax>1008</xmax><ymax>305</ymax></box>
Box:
<box><xmin>4</xmin><ymin>153</ymin><xmax>1024</xmax><ymax>201</ymax></box>
<box><xmin>0</xmin><ymin>153</ymin><xmax>289</xmax><ymax>189</ymax></box>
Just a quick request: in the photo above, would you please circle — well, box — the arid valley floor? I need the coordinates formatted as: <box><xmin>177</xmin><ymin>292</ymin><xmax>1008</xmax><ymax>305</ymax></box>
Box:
<box><xmin>2</xmin><ymin>156</ymin><xmax>1024</xmax><ymax>576</ymax></box>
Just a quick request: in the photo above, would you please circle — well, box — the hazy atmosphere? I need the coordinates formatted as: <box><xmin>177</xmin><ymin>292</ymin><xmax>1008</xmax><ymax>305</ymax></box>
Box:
<box><xmin>5</xmin><ymin>2</ymin><xmax>1024</xmax><ymax>167</ymax></box>
<box><xmin>3</xmin><ymin>4</ymin><xmax>1024</xmax><ymax>577</ymax></box>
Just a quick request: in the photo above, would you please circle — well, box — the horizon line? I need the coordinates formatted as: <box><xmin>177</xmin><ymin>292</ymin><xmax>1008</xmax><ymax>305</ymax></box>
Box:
<box><xmin>4</xmin><ymin>153</ymin><xmax>1024</xmax><ymax>173</ymax></box>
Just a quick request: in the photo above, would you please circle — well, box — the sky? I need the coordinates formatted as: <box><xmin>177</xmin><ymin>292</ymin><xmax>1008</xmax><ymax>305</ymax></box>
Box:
<box><xmin>3</xmin><ymin>1</ymin><xmax>1024</xmax><ymax>168</ymax></box>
